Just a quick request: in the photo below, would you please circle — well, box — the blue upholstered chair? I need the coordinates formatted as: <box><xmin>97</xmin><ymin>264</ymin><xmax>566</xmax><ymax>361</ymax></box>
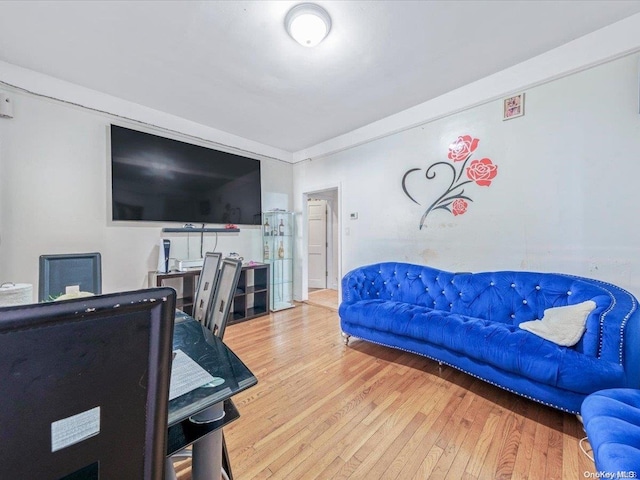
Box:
<box><xmin>581</xmin><ymin>388</ymin><xmax>640</xmax><ymax>473</ymax></box>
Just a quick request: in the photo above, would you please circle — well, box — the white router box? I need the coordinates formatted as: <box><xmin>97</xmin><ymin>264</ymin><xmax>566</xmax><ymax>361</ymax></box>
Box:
<box><xmin>177</xmin><ymin>258</ymin><xmax>204</xmax><ymax>271</ymax></box>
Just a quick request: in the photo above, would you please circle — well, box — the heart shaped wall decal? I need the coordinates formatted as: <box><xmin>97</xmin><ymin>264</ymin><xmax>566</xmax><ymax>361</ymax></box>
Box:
<box><xmin>401</xmin><ymin>135</ymin><xmax>498</xmax><ymax>229</ymax></box>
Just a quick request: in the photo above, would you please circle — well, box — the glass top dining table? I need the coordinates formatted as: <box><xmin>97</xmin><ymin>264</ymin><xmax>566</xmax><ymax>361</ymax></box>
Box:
<box><xmin>168</xmin><ymin>311</ymin><xmax>257</xmax><ymax>427</ymax></box>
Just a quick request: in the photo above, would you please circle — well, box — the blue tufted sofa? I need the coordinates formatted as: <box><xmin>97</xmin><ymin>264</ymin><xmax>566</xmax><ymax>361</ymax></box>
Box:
<box><xmin>339</xmin><ymin>262</ymin><xmax>640</xmax><ymax>413</ymax></box>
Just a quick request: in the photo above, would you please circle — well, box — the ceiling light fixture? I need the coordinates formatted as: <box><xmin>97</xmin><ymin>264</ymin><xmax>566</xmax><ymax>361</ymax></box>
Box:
<box><xmin>285</xmin><ymin>3</ymin><xmax>331</xmax><ymax>47</ymax></box>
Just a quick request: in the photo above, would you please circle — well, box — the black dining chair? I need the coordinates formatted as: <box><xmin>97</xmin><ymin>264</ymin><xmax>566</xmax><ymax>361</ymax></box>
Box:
<box><xmin>38</xmin><ymin>252</ymin><xmax>102</xmax><ymax>301</ymax></box>
<box><xmin>192</xmin><ymin>252</ymin><xmax>222</xmax><ymax>325</ymax></box>
<box><xmin>0</xmin><ymin>287</ymin><xmax>176</xmax><ymax>480</ymax></box>
<box><xmin>205</xmin><ymin>257</ymin><xmax>243</xmax><ymax>338</ymax></box>
<box><xmin>167</xmin><ymin>256</ymin><xmax>243</xmax><ymax>480</ymax></box>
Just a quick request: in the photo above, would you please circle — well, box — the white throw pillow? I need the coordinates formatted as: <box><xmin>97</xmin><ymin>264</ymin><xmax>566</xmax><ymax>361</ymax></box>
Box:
<box><xmin>519</xmin><ymin>300</ymin><xmax>596</xmax><ymax>346</ymax></box>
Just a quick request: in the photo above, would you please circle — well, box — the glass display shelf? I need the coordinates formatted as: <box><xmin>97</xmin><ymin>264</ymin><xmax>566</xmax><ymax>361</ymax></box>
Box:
<box><xmin>262</xmin><ymin>211</ymin><xmax>295</xmax><ymax>311</ymax></box>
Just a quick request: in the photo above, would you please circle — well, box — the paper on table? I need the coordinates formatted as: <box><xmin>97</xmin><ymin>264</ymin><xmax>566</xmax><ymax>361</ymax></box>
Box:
<box><xmin>169</xmin><ymin>349</ymin><xmax>224</xmax><ymax>401</ymax></box>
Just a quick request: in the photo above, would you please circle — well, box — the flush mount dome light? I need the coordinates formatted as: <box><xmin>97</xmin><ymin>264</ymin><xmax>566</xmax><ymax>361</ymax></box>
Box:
<box><xmin>285</xmin><ymin>3</ymin><xmax>331</xmax><ymax>47</ymax></box>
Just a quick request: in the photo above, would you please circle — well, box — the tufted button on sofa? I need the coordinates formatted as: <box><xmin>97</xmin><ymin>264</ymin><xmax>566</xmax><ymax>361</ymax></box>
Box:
<box><xmin>339</xmin><ymin>262</ymin><xmax>640</xmax><ymax>413</ymax></box>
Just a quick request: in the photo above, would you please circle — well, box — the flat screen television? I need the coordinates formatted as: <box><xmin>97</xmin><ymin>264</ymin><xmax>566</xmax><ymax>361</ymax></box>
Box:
<box><xmin>110</xmin><ymin>124</ymin><xmax>262</xmax><ymax>225</ymax></box>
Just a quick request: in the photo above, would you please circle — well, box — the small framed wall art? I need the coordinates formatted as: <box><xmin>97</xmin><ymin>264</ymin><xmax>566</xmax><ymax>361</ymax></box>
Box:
<box><xmin>503</xmin><ymin>92</ymin><xmax>525</xmax><ymax>120</ymax></box>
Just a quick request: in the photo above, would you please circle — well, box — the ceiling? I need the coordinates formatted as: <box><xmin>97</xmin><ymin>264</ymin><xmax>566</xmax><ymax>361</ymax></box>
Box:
<box><xmin>1</xmin><ymin>1</ymin><xmax>640</xmax><ymax>154</ymax></box>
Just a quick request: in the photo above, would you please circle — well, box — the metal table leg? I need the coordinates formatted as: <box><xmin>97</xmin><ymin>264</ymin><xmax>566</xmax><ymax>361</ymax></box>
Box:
<box><xmin>190</xmin><ymin>402</ymin><xmax>225</xmax><ymax>480</ymax></box>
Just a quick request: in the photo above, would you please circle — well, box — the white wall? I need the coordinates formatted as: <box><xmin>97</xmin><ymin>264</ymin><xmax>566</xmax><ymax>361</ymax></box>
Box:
<box><xmin>0</xmin><ymin>89</ymin><xmax>293</xmax><ymax>298</ymax></box>
<box><xmin>293</xmin><ymin>53</ymin><xmax>640</xmax><ymax>296</ymax></box>
<box><xmin>3</xmin><ymin>46</ymin><xmax>640</xmax><ymax>303</ymax></box>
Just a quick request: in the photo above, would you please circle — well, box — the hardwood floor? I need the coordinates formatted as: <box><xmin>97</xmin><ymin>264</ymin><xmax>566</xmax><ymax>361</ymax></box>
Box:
<box><xmin>177</xmin><ymin>302</ymin><xmax>597</xmax><ymax>479</ymax></box>
<box><xmin>305</xmin><ymin>288</ymin><xmax>339</xmax><ymax>311</ymax></box>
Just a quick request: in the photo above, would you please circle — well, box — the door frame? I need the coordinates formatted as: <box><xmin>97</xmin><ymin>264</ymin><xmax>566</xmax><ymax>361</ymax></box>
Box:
<box><xmin>301</xmin><ymin>184</ymin><xmax>341</xmax><ymax>302</ymax></box>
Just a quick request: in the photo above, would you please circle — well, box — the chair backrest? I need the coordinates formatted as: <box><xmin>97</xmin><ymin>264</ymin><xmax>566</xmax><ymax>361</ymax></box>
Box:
<box><xmin>206</xmin><ymin>258</ymin><xmax>243</xmax><ymax>339</ymax></box>
<box><xmin>38</xmin><ymin>252</ymin><xmax>102</xmax><ymax>302</ymax></box>
<box><xmin>192</xmin><ymin>252</ymin><xmax>222</xmax><ymax>325</ymax></box>
<box><xmin>0</xmin><ymin>287</ymin><xmax>176</xmax><ymax>480</ymax></box>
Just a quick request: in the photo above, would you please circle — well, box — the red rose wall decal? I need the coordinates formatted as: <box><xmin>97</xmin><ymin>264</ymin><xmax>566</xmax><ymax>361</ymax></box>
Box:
<box><xmin>466</xmin><ymin>158</ymin><xmax>498</xmax><ymax>186</ymax></box>
<box><xmin>452</xmin><ymin>199</ymin><xmax>468</xmax><ymax>216</ymax></box>
<box><xmin>402</xmin><ymin>135</ymin><xmax>498</xmax><ymax>229</ymax></box>
<box><xmin>448</xmin><ymin>135</ymin><xmax>479</xmax><ymax>162</ymax></box>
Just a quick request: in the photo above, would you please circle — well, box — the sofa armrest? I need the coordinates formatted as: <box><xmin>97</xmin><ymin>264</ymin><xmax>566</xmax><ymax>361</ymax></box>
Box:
<box><xmin>341</xmin><ymin>266</ymin><xmax>374</xmax><ymax>303</ymax></box>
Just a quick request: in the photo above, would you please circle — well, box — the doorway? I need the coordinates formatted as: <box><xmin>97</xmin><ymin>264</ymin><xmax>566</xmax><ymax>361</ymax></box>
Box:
<box><xmin>308</xmin><ymin>199</ymin><xmax>327</xmax><ymax>289</ymax></box>
<box><xmin>305</xmin><ymin>188</ymin><xmax>339</xmax><ymax>310</ymax></box>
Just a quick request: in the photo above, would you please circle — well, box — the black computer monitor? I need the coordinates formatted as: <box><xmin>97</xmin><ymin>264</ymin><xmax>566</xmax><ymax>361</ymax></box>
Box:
<box><xmin>0</xmin><ymin>287</ymin><xmax>176</xmax><ymax>480</ymax></box>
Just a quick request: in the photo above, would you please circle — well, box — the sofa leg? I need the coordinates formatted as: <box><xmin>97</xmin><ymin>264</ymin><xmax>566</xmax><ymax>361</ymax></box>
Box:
<box><xmin>341</xmin><ymin>332</ymin><xmax>350</xmax><ymax>346</ymax></box>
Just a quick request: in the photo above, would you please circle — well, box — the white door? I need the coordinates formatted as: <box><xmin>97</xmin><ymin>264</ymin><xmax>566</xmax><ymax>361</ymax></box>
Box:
<box><xmin>308</xmin><ymin>199</ymin><xmax>327</xmax><ymax>289</ymax></box>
